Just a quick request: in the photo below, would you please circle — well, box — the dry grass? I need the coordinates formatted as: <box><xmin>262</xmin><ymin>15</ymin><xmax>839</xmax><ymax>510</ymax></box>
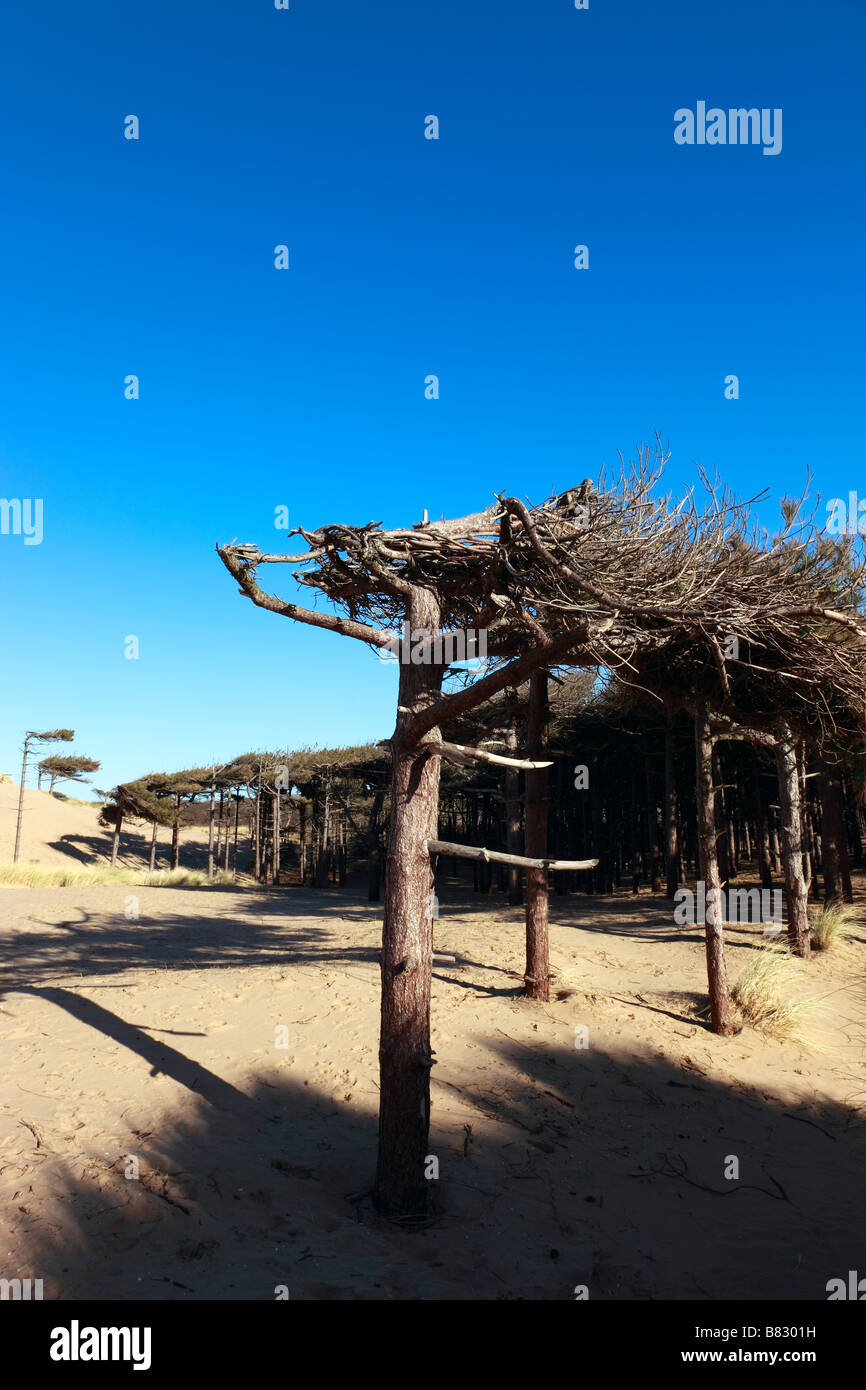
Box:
<box><xmin>731</xmin><ymin>946</ymin><xmax>811</xmax><ymax>1041</ymax></box>
<box><xmin>809</xmin><ymin>899</ymin><xmax>853</xmax><ymax>952</ymax></box>
<box><xmin>0</xmin><ymin>863</ymin><xmax>235</xmax><ymax>889</ymax></box>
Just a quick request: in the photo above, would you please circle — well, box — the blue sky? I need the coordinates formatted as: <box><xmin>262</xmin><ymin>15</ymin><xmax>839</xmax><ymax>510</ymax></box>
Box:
<box><xmin>1</xmin><ymin>0</ymin><xmax>864</xmax><ymax>798</ymax></box>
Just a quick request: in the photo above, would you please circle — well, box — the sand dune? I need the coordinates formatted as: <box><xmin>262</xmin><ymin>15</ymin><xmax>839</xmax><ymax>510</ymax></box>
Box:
<box><xmin>0</xmin><ymin>779</ymin><xmax>210</xmax><ymax>871</ymax></box>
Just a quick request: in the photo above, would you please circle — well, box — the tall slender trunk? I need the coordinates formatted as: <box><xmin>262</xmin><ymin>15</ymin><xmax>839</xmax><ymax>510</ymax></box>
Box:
<box><xmin>207</xmin><ymin>779</ymin><xmax>216</xmax><ymax>882</ymax></box>
<box><xmin>111</xmin><ymin>812</ymin><xmax>123</xmax><ymax>867</ymax></box>
<box><xmin>254</xmin><ymin>767</ymin><xmax>262</xmax><ymax>881</ymax></box>
<box><xmin>713</xmin><ymin>746</ymin><xmax>730</xmax><ymax>892</ymax></box>
<box><xmin>505</xmin><ymin>717</ymin><xmax>523</xmax><ymax>904</ymax></box>
<box><xmin>664</xmin><ymin>711</ymin><xmax>680</xmax><ymax>898</ymax></box>
<box><xmin>223</xmin><ymin>793</ymin><xmax>232</xmax><ymax>871</ymax></box>
<box><xmin>170</xmin><ymin>797</ymin><xmax>180</xmax><ymax>870</ymax></box>
<box><xmin>642</xmin><ymin>736</ymin><xmax>656</xmax><ymax>878</ymax></box>
<box><xmin>367</xmin><ymin>786</ymin><xmax>385</xmax><ymax>901</ymax></box>
<box><xmin>272</xmin><ymin>789</ymin><xmax>280</xmax><ymax>884</ymax></box>
<box><xmin>524</xmin><ymin>671</ymin><xmax>550</xmax><ymax>1001</ymax></box>
<box><xmin>694</xmin><ymin>704</ymin><xmax>734</xmax><ymax>1036</ymax></box>
<box><xmin>374</xmin><ymin>588</ymin><xmax>442</xmax><ymax>1220</ymax></box>
<box><xmin>315</xmin><ymin>782</ymin><xmax>331</xmax><ymax>888</ymax></box>
<box><xmin>775</xmin><ymin>725</ymin><xmax>811</xmax><ymax>957</ymax></box>
<box><xmin>797</xmin><ymin>743</ymin><xmax>814</xmax><ymax>898</ymax></box>
<box><xmin>13</xmin><ymin>737</ymin><xmax>31</xmax><ymax>863</ymax></box>
<box><xmin>769</xmin><ymin>809</ymin><xmax>781</xmax><ymax>873</ymax></box>
<box><xmin>819</xmin><ymin>761</ymin><xmax>851</xmax><ymax>903</ymax></box>
<box><xmin>149</xmin><ymin>819</ymin><xmax>158</xmax><ymax>872</ymax></box>
<box><xmin>754</xmin><ymin>761</ymin><xmax>773</xmax><ymax>889</ymax></box>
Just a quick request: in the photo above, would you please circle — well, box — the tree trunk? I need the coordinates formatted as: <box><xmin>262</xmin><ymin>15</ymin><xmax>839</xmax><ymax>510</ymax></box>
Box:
<box><xmin>775</xmin><ymin>726</ymin><xmax>811</xmax><ymax>957</ymax></box>
<box><xmin>273</xmin><ymin>789</ymin><xmax>281</xmax><ymax>884</ymax></box>
<box><xmin>315</xmin><ymin>782</ymin><xmax>331</xmax><ymax>888</ymax></box>
<box><xmin>207</xmin><ymin>780</ymin><xmax>216</xmax><ymax>882</ymax></box>
<box><xmin>149</xmin><ymin>819</ymin><xmax>158</xmax><ymax>872</ymax></box>
<box><xmin>505</xmin><ymin>722</ymin><xmax>525</xmax><ymax>906</ymax></box>
<box><xmin>694</xmin><ymin>704</ymin><xmax>734</xmax><ymax>1036</ymax></box>
<box><xmin>170</xmin><ymin>798</ymin><xmax>180</xmax><ymax>870</ymax></box>
<box><xmin>254</xmin><ymin>770</ymin><xmax>262</xmax><ymax>882</ymax></box>
<box><xmin>13</xmin><ymin>737</ymin><xmax>31</xmax><ymax>863</ymax></box>
<box><xmin>754</xmin><ymin>762</ymin><xmax>773</xmax><ymax>889</ymax></box>
<box><xmin>664</xmin><ymin>711</ymin><xmax>680</xmax><ymax>898</ymax></box>
<box><xmin>524</xmin><ymin>670</ymin><xmax>550</xmax><ymax>1001</ymax></box>
<box><xmin>223</xmin><ymin>794</ymin><xmax>232</xmax><ymax>872</ymax></box>
<box><xmin>797</xmin><ymin>743</ymin><xmax>814</xmax><ymax>898</ymax></box>
<box><xmin>373</xmin><ymin>587</ymin><xmax>443</xmax><ymax>1220</ymax></box>
<box><xmin>819</xmin><ymin>762</ymin><xmax>851</xmax><ymax>903</ymax></box>
<box><xmin>367</xmin><ymin>786</ymin><xmax>385</xmax><ymax>901</ymax></box>
<box><xmin>111</xmin><ymin>812</ymin><xmax>123</xmax><ymax>867</ymax></box>
<box><xmin>713</xmin><ymin>746</ymin><xmax>730</xmax><ymax>892</ymax></box>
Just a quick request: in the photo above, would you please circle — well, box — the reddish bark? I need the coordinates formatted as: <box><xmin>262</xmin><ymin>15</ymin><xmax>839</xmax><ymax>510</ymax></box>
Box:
<box><xmin>694</xmin><ymin>704</ymin><xmax>735</xmax><ymax>1036</ymax></box>
<box><xmin>664</xmin><ymin>711</ymin><xmax>680</xmax><ymax>899</ymax></box>
<box><xmin>373</xmin><ymin>587</ymin><xmax>443</xmax><ymax>1219</ymax></box>
<box><xmin>505</xmin><ymin>720</ymin><xmax>523</xmax><ymax>905</ymax></box>
<box><xmin>524</xmin><ymin>671</ymin><xmax>550</xmax><ymax>1001</ymax></box>
<box><xmin>775</xmin><ymin>726</ymin><xmax>811</xmax><ymax>957</ymax></box>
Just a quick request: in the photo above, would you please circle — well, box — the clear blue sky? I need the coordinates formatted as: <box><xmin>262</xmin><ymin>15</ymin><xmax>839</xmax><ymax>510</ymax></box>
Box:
<box><xmin>1</xmin><ymin>0</ymin><xmax>864</xmax><ymax>798</ymax></box>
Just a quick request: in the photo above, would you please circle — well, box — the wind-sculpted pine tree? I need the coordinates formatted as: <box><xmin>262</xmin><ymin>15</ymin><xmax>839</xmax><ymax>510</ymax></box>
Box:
<box><xmin>218</xmin><ymin>446</ymin><xmax>866</xmax><ymax>1212</ymax></box>
<box><xmin>99</xmin><ymin>779</ymin><xmax>168</xmax><ymax>867</ymax></box>
<box><xmin>37</xmin><ymin>754</ymin><xmax>100</xmax><ymax>795</ymax></box>
<box><xmin>621</xmin><ymin>486</ymin><xmax>866</xmax><ymax>1019</ymax></box>
<box><xmin>216</xmin><ymin>444</ymin><xmax>699</xmax><ymax>1216</ymax></box>
<box><xmin>146</xmin><ymin>769</ymin><xmax>211</xmax><ymax>869</ymax></box>
<box><xmin>13</xmin><ymin>728</ymin><xmax>74</xmax><ymax>862</ymax></box>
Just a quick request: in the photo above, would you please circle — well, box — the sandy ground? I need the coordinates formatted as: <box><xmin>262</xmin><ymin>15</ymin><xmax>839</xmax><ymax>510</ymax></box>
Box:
<box><xmin>0</xmin><ymin>779</ymin><xmax>211</xmax><ymax>870</ymax></box>
<box><xmin>1</xmin><ymin>861</ymin><xmax>864</xmax><ymax>1301</ymax></box>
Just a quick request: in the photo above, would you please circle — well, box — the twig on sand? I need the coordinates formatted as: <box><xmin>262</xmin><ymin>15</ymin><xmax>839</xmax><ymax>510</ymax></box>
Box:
<box><xmin>782</xmin><ymin>1112</ymin><xmax>837</xmax><ymax>1141</ymax></box>
<box><xmin>629</xmin><ymin>1150</ymin><xmax>794</xmax><ymax>1205</ymax></box>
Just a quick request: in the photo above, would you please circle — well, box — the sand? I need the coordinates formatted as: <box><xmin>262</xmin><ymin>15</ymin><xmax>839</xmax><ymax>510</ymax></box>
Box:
<box><xmin>0</xmin><ymin>778</ymin><xmax>210</xmax><ymax>871</ymax></box>
<box><xmin>1</xmin><ymin>785</ymin><xmax>864</xmax><ymax>1300</ymax></box>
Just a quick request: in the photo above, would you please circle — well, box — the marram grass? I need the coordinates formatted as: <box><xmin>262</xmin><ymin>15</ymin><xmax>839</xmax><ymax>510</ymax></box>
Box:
<box><xmin>0</xmin><ymin>863</ymin><xmax>236</xmax><ymax>889</ymax></box>
<box><xmin>731</xmin><ymin>945</ymin><xmax>811</xmax><ymax>1041</ymax></box>
<box><xmin>809</xmin><ymin>899</ymin><xmax>852</xmax><ymax>952</ymax></box>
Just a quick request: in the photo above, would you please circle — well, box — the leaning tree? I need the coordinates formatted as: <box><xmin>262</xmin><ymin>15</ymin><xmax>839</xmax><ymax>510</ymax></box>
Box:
<box><xmin>13</xmin><ymin>728</ymin><xmax>74</xmax><ymax>862</ymax></box>
<box><xmin>37</xmin><ymin>753</ymin><xmax>100</xmax><ymax>795</ymax></box>
<box><xmin>216</xmin><ymin>445</ymin><xmax>757</xmax><ymax>1217</ymax></box>
<box><xmin>217</xmin><ymin>450</ymin><xmax>866</xmax><ymax>1213</ymax></box>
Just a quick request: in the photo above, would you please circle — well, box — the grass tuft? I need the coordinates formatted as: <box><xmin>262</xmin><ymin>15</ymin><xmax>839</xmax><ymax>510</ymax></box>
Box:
<box><xmin>809</xmin><ymin>899</ymin><xmax>852</xmax><ymax>952</ymax></box>
<box><xmin>731</xmin><ymin>945</ymin><xmax>810</xmax><ymax>1040</ymax></box>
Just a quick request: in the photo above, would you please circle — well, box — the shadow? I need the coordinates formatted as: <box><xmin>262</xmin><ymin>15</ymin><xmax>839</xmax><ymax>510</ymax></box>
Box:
<box><xmin>4</xmin><ymin>1023</ymin><xmax>863</xmax><ymax>1301</ymax></box>
<box><xmin>2</xmin><ymin>877</ymin><xmax>865</xmax><ymax>1299</ymax></box>
<box><xmin>48</xmin><ymin>836</ymin><xmax>99</xmax><ymax>866</ymax></box>
<box><xmin>19</xmin><ymin>987</ymin><xmax>258</xmax><ymax>1116</ymax></box>
<box><xmin>46</xmin><ymin>829</ymin><xmax>213</xmax><ymax>872</ymax></box>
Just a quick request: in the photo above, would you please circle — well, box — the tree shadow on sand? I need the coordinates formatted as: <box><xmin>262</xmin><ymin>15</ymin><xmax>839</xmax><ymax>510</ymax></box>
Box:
<box><xmin>3</xmin><ymin>976</ymin><xmax>864</xmax><ymax>1301</ymax></box>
